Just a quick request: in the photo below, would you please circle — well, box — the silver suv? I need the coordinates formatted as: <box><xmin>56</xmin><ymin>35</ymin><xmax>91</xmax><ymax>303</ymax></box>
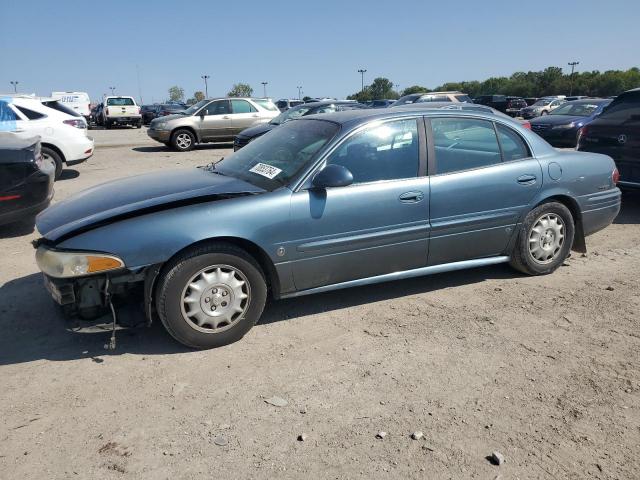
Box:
<box><xmin>147</xmin><ymin>97</ymin><xmax>279</xmax><ymax>151</ymax></box>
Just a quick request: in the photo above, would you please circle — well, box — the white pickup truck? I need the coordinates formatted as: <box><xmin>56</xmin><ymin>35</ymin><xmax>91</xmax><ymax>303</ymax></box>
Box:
<box><xmin>101</xmin><ymin>96</ymin><xmax>142</xmax><ymax>128</ymax></box>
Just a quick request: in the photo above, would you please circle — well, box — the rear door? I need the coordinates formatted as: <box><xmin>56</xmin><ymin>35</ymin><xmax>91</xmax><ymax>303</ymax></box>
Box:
<box><xmin>199</xmin><ymin>100</ymin><xmax>232</xmax><ymax>140</ymax></box>
<box><xmin>427</xmin><ymin>116</ymin><xmax>542</xmax><ymax>266</ymax></box>
<box><xmin>229</xmin><ymin>99</ymin><xmax>260</xmax><ymax>135</ymax></box>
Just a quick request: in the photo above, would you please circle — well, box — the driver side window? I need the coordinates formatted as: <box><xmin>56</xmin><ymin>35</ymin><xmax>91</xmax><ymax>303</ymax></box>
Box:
<box><xmin>203</xmin><ymin>100</ymin><xmax>230</xmax><ymax>116</ymax></box>
<box><xmin>326</xmin><ymin>119</ymin><xmax>419</xmax><ymax>184</ymax></box>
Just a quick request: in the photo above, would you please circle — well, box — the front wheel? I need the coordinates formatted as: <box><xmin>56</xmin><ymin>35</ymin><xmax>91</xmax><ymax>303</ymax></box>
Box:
<box><xmin>171</xmin><ymin>129</ymin><xmax>195</xmax><ymax>151</ymax></box>
<box><xmin>156</xmin><ymin>243</ymin><xmax>268</xmax><ymax>349</ymax></box>
<box><xmin>510</xmin><ymin>202</ymin><xmax>575</xmax><ymax>275</ymax></box>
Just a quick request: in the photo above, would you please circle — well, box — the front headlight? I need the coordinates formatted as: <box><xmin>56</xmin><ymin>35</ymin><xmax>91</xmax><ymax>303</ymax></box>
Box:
<box><xmin>155</xmin><ymin>122</ymin><xmax>168</xmax><ymax>130</ymax></box>
<box><xmin>36</xmin><ymin>247</ymin><xmax>125</xmax><ymax>278</ymax></box>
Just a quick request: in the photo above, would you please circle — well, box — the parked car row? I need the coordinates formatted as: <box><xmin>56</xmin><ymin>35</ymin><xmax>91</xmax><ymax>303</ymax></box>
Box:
<box><xmin>141</xmin><ymin>103</ymin><xmax>187</xmax><ymax>125</ymax></box>
<box><xmin>92</xmin><ymin>96</ymin><xmax>142</xmax><ymax>128</ymax></box>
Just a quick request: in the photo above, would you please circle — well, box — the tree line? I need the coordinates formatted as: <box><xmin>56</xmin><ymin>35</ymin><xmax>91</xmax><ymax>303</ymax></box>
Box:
<box><xmin>167</xmin><ymin>83</ymin><xmax>254</xmax><ymax>104</ymax></box>
<box><xmin>347</xmin><ymin>67</ymin><xmax>640</xmax><ymax>102</ymax></box>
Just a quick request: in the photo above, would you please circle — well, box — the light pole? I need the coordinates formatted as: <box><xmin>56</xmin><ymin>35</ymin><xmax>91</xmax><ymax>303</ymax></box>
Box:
<box><xmin>201</xmin><ymin>75</ymin><xmax>210</xmax><ymax>98</ymax></box>
<box><xmin>109</xmin><ymin>86</ymin><xmax>116</xmax><ymax>95</ymax></box>
<box><xmin>10</xmin><ymin>81</ymin><xmax>19</xmax><ymax>93</ymax></box>
<box><xmin>297</xmin><ymin>86</ymin><xmax>302</xmax><ymax>100</ymax></box>
<box><xmin>261</xmin><ymin>81</ymin><xmax>268</xmax><ymax>98</ymax></box>
<box><xmin>568</xmin><ymin>61</ymin><xmax>580</xmax><ymax>96</ymax></box>
<box><xmin>357</xmin><ymin>69</ymin><xmax>367</xmax><ymax>93</ymax></box>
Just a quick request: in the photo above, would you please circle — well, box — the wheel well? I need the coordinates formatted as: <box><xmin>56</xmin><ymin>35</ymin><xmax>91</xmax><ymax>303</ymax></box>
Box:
<box><xmin>163</xmin><ymin>237</ymin><xmax>280</xmax><ymax>298</ymax></box>
<box><xmin>41</xmin><ymin>143</ymin><xmax>66</xmax><ymax>163</ymax></box>
<box><xmin>171</xmin><ymin>126</ymin><xmax>199</xmax><ymax>143</ymax></box>
<box><xmin>537</xmin><ymin>195</ymin><xmax>586</xmax><ymax>253</ymax></box>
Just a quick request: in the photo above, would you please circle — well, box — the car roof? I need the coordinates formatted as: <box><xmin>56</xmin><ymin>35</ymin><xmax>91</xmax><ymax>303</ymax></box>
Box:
<box><xmin>303</xmin><ymin>103</ymin><xmax>518</xmax><ymax>128</ymax></box>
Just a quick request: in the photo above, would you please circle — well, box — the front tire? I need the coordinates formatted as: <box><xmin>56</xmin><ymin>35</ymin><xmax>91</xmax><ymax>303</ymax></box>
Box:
<box><xmin>171</xmin><ymin>129</ymin><xmax>196</xmax><ymax>151</ymax></box>
<box><xmin>156</xmin><ymin>243</ymin><xmax>267</xmax><ymax>349</ymax></box>
<box><xmin>42</xmin><ymin>147</ymin><xmax>63</xmax><ymax>180</ymax></box>
<box><xmin>510</xmin><ymin>201</ymin><xmax>575</xmax><ymax>275</ymax></box>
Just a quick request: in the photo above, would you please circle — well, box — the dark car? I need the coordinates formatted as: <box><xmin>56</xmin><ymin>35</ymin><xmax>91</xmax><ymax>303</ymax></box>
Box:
<box><xmin>530</xmin><ymin>99</ymin><xmax>612</xmax><ymax>148</ymax></box>
<box><xmin>233</xmin><ymin>100</ymin><xmax>368</xmax><ymax>151</ymax></box>
<box><xmin>35</xmin><ymin>107</ymin><xmax>620</xmax><ymax>349</ymax></box>
<box><xmin>0</xmin><ymin>133</ymin><xmax>54</xmax><ymax>227</ymax></box>
<box><xmin>371</xmin><ymin>99</ymin><xmax>396</xmax><ymax>108</ymax></box>
<box><xmin>142</xmin><ymin>104</ymin><xmax>187</xmax><ymax>125</ymax></box>
<box><xmin>578</xmin><ymin>88</ymin><xmax>640</xmax><ymax>189</ymax></box>
<box><xmin>474</xmin><ymin>95</ymin><xmax>528</xmax><ymax>117</ymax></box>
<box><xmin>92</xmin><ymin>103</ymin><xmax>104</xmax><ymax>126</ymax></box>
<box><xmin>275</xmin><ymin>99</ymin><xmax>304</xmax><ymax>112</ymax></box>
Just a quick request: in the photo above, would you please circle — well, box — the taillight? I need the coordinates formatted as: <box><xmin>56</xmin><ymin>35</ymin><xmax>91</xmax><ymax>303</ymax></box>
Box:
<box><xmin>138</xmin><ymin>106</ymin><xmax>141</xmax><ymax>114</ymax></box>
<box><xmin>521</xmin><ymin>121</ymin><xmax>531</xmax><ymax>130</ymax></box>
<box><xmin>63</xmin><ymin>119</ymin><xmax>86</xmax><ymax>129</ymax></box>
<box><xmin>612</xmin><ymin>168</ymin><xmax>620</xmax><ymax>185</ymax></box>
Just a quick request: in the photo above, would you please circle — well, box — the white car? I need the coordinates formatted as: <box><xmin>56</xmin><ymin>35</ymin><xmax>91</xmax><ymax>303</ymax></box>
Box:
<box><xmin>51</xmin><ymin>91</ymin><xmax>91</xmax><ymax>122</ymax></box>
<box><xmin>0</xmin><ymin>95</ymin><xmax>94</xmax><ymax>179</ymax></box>
<box><xmin>101</xmin><ymin>96</ymin><xmax>142</xmax><ymax>128</ymax></box>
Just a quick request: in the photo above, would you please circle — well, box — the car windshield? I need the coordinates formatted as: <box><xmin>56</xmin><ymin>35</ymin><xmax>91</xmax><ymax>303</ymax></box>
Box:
<box><xmin>270</xmin><ymin>105</ymin><xmax>313</xmax><ymax>125</ymax></box>
<box><xmin>213</xmin><ymin>119</ymin><xmax>339</xmax><ymax>191</ymax></box>
<box><xmin>533</xmin><ymin>99</ymin><xmax>553</xmax><ymax>107</ymax></box>
<box><xmin>550</xmin><ymin>102</ymin><xmax>601</xmax><ymax>116</ymax></box>
<box><xmin>184</xmin><ymin>100</ymin><xmax>210</xmax><ymax>115</ymax></box>
<box><xmin>106</xmin><ymin>97</ymin><xmax>135</xmax><ymax>106</ymax></box>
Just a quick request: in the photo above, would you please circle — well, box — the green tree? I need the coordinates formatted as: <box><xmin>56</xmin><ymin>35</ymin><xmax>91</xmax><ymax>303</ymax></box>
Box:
<box><xmin>227</xmin><ymin>83</ymin><xmax>254</xmax><ymax>97</ymax></box>
<box><xmin>347</xmin><ymin>77</ymin><xmax>399</xmax><ymax>102</ymax></box>
<box><xmin>194</xmin><ymin>91</ymin><xmax>205</xmax><ymax>102</ymax></box>
<box><xmin>168</xmin><ymin>85</ymin><xmax>185</xmax><ymax>102</ymax></box>
<box><xmin>401</xmin><ymin>85</ymin><xmax>430</xmax><ymax>96</ymax></box>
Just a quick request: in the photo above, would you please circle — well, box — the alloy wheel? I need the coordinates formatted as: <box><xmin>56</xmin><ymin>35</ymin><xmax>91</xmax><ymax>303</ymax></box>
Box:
<box><xmin>176</xmin><ymin>133</ymin><xmax>192</xmax><ymax>150</ymax></box>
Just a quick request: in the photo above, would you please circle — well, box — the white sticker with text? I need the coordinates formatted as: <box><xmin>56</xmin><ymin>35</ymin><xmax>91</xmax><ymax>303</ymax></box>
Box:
<box><xmin>249</xmin><ymin>162</ymin><xmax>282</xmax><ymax>179</ymax></box>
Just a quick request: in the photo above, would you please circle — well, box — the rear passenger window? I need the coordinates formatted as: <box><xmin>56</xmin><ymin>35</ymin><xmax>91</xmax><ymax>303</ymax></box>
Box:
<box><xmin>15</xmin><ymin>106</ymin><xmax>46</xmax><ymax>120</ymax></box>
<box><xmin>432</xmin><ymin>118</ymin><xmax>501</xmax><ymax>174</ymax></box>
<box><xmin>327</xmin><ymin>119</ymin><xmax>419</xmax><ymax>184</ymax></box>
<box><xmin>496</xmin><ymin>124</ymin><xmax>530</xmax><ymax>161</ymax></box>
<box><xmin>231</xmin><ymin>100</ymin><xmax>257</xmax><ymax>114</ymax></box>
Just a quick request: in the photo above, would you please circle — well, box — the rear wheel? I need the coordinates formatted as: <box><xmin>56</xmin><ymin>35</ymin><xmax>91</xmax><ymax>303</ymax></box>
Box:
<box><xmin>510</xmin><ymin>201</ymin><xmax>574</xmax><ymax>275</ymax></box>
<box><xmin>156</xmin><ymin>243</ymin><xmax>267</xmax><ymax>349</ymax></box>
<box><xmin>171</xmin><ymin>129</ymin><xmax>195</xmax><ymax>151</ymax></box>
<box><xmin>42</xmin><ymin>147</ymin><xmax>63</xmax><ymax>180</ymax></box>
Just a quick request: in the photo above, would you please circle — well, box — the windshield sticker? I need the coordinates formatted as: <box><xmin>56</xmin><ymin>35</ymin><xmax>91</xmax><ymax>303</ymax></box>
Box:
<box><xmin>249</xmin><ymin>163</ymin><xmax>282</xmax><ymax>179</ymax></box>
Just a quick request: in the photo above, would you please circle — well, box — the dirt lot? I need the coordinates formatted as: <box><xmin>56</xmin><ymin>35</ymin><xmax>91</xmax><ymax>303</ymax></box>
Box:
<box><xmin>1</xmin><ymin>127</ymin><xmax>639</xmax><ymax>479</ymax></box>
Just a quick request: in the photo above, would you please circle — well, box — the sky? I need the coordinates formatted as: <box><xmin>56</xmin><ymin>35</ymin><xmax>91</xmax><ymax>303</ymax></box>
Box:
<box><xmin>2</xmin><ymin>0</ymin><xmax>639</xmax><ymax>104</ymax></box>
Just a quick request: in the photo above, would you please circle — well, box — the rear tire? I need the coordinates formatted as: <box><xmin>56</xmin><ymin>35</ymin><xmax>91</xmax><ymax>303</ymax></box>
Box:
<box><xmin>156</xmin><ymin>243</ymin><xmax>267</xmax><ymax>349</ymax></box>
<box><xmin>42</xmin><ymin>147</ymin><xmax>63</xmax><ymax>180</ymax></box>
<box><xmin>510</xmin><ymin>201</ymin><xmax>574</xmax><ymax>275</ymax></box>
<box><xmin>171</xmin><ymin>129</ymin><xmax>196</xmax><ymax>151</ymax></box>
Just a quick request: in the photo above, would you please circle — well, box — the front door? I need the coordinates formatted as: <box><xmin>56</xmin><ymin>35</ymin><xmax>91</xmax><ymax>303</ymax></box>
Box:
<box><xmin>288</xmin><ymin>117</ymin><xmax>430</xmax><ymax>291</ymax></box>
<box><xmin>199</xmin><ymin>100</ymin><xmax>232</xmax><ymax>141</ymax></box>
<box><xmin>427</xmin><ymin>117</ymin><xmax>543</xmax><ymax>266</ymax></box>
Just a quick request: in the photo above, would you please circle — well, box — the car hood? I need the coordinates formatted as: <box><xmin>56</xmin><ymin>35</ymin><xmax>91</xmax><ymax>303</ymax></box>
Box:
<box><xmin>237</xmin><ymin>122</ymin><xmax>276</xmax><ymax>139</ymax></box>
<box><xmin>530</xmin><ymin>115</ymin><xmax>586</xmax><ymax>126</ymax></box>
<box><xmin>151</xmin><ymin>113</ymin><xmax>186</xmax><ymax>123</ymax></box>
<box><xmin>36</xmin><ymin>168</ymin><xmax>265</xmax><ymax>241</ymax></box>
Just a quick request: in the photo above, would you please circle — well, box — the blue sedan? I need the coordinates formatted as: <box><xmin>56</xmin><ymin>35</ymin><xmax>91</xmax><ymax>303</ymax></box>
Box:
<box><xmin>34</xmin><ymin>107</ymin><xmax>621</xmax><ymax>348</ymax></box>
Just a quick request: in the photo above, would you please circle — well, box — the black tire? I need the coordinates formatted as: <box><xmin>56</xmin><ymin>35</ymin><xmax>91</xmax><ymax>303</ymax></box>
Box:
<box><xmin>42</xmin><ymin>147</ymin><xmax>63</xmax><ymax>180</ymax></box>
<box><xmin>156</xmin><ymin>243</ymin><xmax>268</xmax><ymax>349</ymax></box>
<box><xmin>171</xmin><ymin>129</ymin><xmax>196</xmax><ymax>151</ymax></box>
<box><xmin>510</xmin><ymin>201</ymin><xmax>575</xmax><ymax>275</ymax></box>
<box><xmin>104</xmin><ymin>120</ymin><xmax>111</xmax><ymax>129</ymax></box>
<box><xmin>135</xmin><ymin>121</ymin><xmax>142</xmax><ymax>129</ymax></box>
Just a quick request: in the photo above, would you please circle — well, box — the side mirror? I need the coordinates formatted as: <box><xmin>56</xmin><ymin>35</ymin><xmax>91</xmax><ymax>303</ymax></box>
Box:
<box><xmin>312</xmin><ymin>164</ymin><xmax>353</xmax><ymax>189</ymax></box>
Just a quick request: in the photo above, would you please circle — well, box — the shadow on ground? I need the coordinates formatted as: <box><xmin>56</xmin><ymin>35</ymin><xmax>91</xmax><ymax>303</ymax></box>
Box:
<box><xmin>0</xmin><ymin>264</ymin><xmax>517</xmax><ymax>366</ymax></box>
<box><xmin>58</xmin><ymin>169</ymin><xmax>80</xmax><ymax>181</ymax></box>
<box><xmin>132</xmin><ymin>143</ymin><xmax>233</xmax><ymax>153</ymax></box>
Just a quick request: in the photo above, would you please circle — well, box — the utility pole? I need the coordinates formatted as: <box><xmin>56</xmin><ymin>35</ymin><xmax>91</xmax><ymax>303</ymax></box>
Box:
<box><xmin>136</xmin><ymin>64</ymin><xmax>143</xmax><ymax>104</ymax></box>
<box><xmin>357</xmin><ymin>69</ymin><xmax>367</xmax><ymax>93</ymax></box>
<box><xmin>568</xmin><ymin>61</ymin><xmax>580</xmax><ymax>96</ymax></box>
<box><xmin>201</xmin><ymin>75</ymin><xmax>210</xmax><ymax>98</ymax></box>
<box><xmin>261</xmin><ymin>82</ymin><xmax>268</xmax><ymax>98</ymax></box>
<box><xmin>10</xmin><ymin>81</ymin><xmax>19</xmax><ymax>93</ymax></box>
<box><xmin>297</xmin><ymin>86</ymin><xmax>302</xmax><ymax>100</ymax></box>
<box><xmin>109</xmin><ymin>86</ymin><xmax>116</xmax><ymax>95</ymax></box>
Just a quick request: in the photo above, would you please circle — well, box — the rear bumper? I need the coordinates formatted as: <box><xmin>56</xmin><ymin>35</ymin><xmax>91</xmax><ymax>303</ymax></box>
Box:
<box><xmin>580</xmin><ymin>188</ymin><xmax>622</xmax><ymax>236</ymax></box>
<box><xmin>64</xmin><ymin>136</ymin><xmax>95</xmax><ymax>163</ymax></box>
<box><xmin>107</xmin><ymin>116</ymin><xmax>142</xmax><ymax>124</ymax></box>
<box><xmin>0</xmin><ymin>187</ymin><xmax>53</xmax><ymax>226</ymax></box>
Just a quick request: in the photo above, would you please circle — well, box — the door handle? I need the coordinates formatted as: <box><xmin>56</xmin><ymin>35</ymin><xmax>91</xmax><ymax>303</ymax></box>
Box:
<box><xmin>399</xmin><ymin>191</ymin><xmax>424</xmax><ymax>203</ymax></box>
<box><xmin>517</xmin><ymin>174</ymin><xmax>537</xmax><ymax>185</ymax></box>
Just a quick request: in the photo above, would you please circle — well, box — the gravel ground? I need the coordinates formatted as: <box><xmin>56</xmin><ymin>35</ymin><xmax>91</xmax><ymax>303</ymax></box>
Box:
<box><xmin>1</xmin><ymin>127</ymin><xmax>639</xmax><ymax>479</ymax></box>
